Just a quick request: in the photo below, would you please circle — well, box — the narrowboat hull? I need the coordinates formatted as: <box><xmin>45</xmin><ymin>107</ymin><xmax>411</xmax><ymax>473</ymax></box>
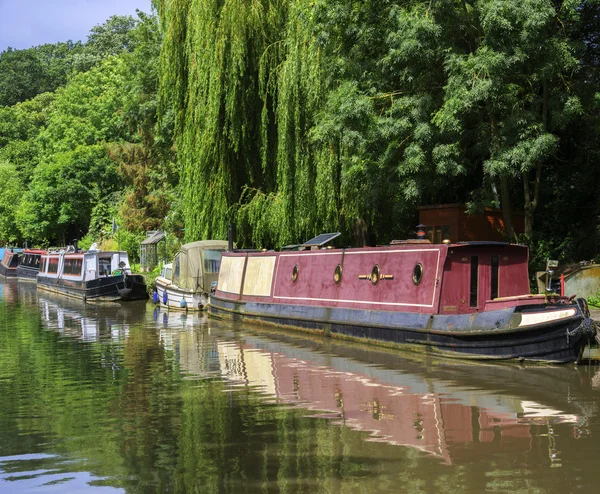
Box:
<box><xmin>37</xmin><ymin>274</ymin><xmax>148</xmax><ymax>302</ymax></box>
<box><xmin>155</xmin><ymin>278</ymin><xmax>208</xmax><ymax>311</ymax></box>
<box><xmin>0</xmin><ymin>263</ymin><xmax>17</xmax><ymax>278</ymax></box>
<box><xmin>209</xmin><ymin>296</ymin><xmax>594</xmax><ymax>363</ymax></box>
<box><xmin>17</xmin><ymin>265</ymin><xmax>38</xmax><ymax>281</ymax></box>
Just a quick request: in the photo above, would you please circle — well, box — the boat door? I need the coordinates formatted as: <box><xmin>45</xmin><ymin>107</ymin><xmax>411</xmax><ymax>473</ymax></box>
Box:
<box><xmin>440</xmin><ymin>247</ymin><xmax>500</xmax><ymax>313</ymax></box>
<box><xmin>84</xmin><ymin>255</ymin><xmax>97</xmax><ymax>281</ymax></box>
<box><xmin>466</xmin><ymin>252</ymin><xmax>496</xmax><ymax>311</ymax></box>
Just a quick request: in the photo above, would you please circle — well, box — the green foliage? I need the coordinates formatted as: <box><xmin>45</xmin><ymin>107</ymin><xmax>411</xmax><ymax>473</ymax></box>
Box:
<box><xmin>158</xmin><ymin>0</ymin><xmax>600</xmax><ymax>257</ymax></box>
<box><xmin>72</xmin><ymin>15</ymin><xmax>140</xmax><ymax>72</ymax></box>
<box><xmin>114</xmin><ymin>228</ymin><xmax>145</xmax><ymax>263</ymax></box>
<box><xmin>15</xmin><ymin>145</ymin><xmax>121</xmax><ymax>245</ymax></box>
<box><xmin>0</xmin><ymin>161</ymin><xmax>24</xmax><ymax>244</ymax></box>
<box><xmin>0</xmin><ymin>42</ymin><xmax>84</xmax><ymax>106</ymax></box>
<box><xmin>0</xmin><ymin>9</ymin><xmax>178</xmax><ymax>250</ymax></box>
<box><xmin>37</xmin><ymin>56</ymin><xmax>131</xmax><ymax>156</ymax></box>
<box><xmin>587</xmin><ymin>293</ymin><xmax>600</xmax><ymax>308</ymax></box>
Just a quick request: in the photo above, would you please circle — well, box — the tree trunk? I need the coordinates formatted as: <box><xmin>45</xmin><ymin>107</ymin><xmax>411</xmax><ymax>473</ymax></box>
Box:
<box><xmin>523</xmin><ymin>79</ymin><xmax>548</xmax><ymax>239</ymax></box>
<box><xmin>499</xmin><ymin>175</ymin><xmax>516</xmax><ymax>242</ymax></box>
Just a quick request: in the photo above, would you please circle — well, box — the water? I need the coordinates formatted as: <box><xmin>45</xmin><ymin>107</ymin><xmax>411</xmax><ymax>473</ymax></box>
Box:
<box><xmin>1</xmin><ymin>279</ymin><xmax>599</xmax><ymax>493</ymax></box>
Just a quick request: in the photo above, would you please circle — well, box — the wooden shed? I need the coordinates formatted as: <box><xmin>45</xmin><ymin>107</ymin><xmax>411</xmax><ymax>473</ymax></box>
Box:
<box><xmin>140</xmin><ymin>231</ymin><xmax>166</xmax><ymax>272</ymax></box>
<box><xmin>418</xmin><ymin>204</ymin><xmax>525</xmax><ymax>243</ymax></box>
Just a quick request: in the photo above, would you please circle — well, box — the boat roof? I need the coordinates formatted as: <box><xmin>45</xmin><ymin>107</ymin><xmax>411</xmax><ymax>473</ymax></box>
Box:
<box><xmin>179</xmin><ymin>240</ymin><xmax>229</xmax><ymax>254</ymax></box>
<box><xmin>453</xmin><ymin>241</ymin><xmax>526</xmax><ymax>248</ymax></box>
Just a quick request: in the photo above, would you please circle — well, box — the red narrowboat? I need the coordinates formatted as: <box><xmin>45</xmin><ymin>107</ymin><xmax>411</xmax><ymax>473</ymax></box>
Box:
<box><xmin>209</xmin><ymin>235</ymin><xmax>596</xmax><ymax>363</ymax></box>
<box><xmin>0</xmin><ymin>249</ymin><xmax>21</xmax><ymax>278</ymax></box>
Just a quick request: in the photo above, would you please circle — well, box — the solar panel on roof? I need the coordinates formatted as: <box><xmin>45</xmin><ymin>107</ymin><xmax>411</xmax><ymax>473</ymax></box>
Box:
<box><xmin>301</xmin><ymin>232</ymin><xmax>341</xmax><ymax>247</ymax></box>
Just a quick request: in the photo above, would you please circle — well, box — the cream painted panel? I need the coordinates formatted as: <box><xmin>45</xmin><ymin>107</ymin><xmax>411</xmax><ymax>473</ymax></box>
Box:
<box><xmin>243</xmin><ymin>256</ymin><xmax>276</xmax><ymax>297</ymax></box>
<box><xmin>218</xmin><ymin>256</ymin><xmax>246</xmax><ymax>294</ymax></box>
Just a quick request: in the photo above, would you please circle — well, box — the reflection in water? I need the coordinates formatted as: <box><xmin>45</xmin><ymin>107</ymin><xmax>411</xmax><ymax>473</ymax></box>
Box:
<box><xmin>1</xmin><ymin>279</ymin><xmax>600</xmax><ymax>493</ymax></box>
<box><xmin>170</xmin><ymin>325</ymin><xmax>594</xmax><ymax>467</ymax></box>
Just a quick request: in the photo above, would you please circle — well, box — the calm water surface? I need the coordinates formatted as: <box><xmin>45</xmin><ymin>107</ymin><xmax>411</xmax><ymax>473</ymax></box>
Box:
<box><xmin>1</xmin><ymin>279</ymin><xmax>599</xmax><ymax>493</ymax></box>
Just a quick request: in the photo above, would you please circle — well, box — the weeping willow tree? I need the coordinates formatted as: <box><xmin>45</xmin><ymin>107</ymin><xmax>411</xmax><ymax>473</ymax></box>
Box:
<box><xmin>158</xmin><ymin>0</ymin><xmax>331</xmax><ymax>247</ymax></box>
<box><xmin>160</xmin><ymin>0</ymin><xmax>596</xmax><ymax>251</ymax></box>
<box><xmin>157</xmin><ymin>0</ymin><xmax>448</xmax><ymax>248</ymax></box>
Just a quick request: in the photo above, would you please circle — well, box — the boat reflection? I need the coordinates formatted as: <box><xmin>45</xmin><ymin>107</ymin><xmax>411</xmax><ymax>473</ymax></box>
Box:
<box><xmin>164</xmin><ymin>322</ymin><xmax>600</xmax><ymax>465</ymax></box>
<box><xmin>38</xmin><ymin>291</ymin><xmax>147</xmax><ymax>342</ymax></box>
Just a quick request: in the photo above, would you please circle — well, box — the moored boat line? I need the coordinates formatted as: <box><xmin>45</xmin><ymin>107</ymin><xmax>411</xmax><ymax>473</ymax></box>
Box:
<box><xmin>209</xmin><ymin>235</ymin><xmax>597</xmax><ymax>363</ymax></box>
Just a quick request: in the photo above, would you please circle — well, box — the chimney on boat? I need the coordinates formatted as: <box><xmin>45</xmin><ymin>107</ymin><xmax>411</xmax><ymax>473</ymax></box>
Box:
<box><xmin>227</xmin><ymin>223</ymin><xmax>236</xmax><ymax>252</ymax></box>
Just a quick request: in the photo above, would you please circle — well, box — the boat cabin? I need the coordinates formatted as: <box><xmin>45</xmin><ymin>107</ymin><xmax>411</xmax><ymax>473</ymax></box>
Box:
<box><xmin>0</xmin><ymin>249</ymin><xmax>21</xmax><ymax>277</ymax></box>
<box><xmin>20</xmin><ymin>250</ymin><xmax>44</xmax><ymax>270</ymax></box>
<box><xmin>171</xmin><ymin>240</ymin><xmax>228</xmax><ymax>294</ymax></box>
<box><xmin>1</xmin><ymin>250</ymin><xmax>20</xmax><ymax>269</ymax></box>
<box><xmin>216</xmin><ymin>240</ymin><xmax>534</xmax><ymax>316</ymax></box>
<box><xmin>39</xmin><ymin>250</ymin><xmax>132</xmax><ymax>281</ymax></box>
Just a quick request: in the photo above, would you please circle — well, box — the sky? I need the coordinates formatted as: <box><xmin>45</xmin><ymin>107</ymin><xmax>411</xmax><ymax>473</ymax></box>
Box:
<box><xmin>0</xmin><ymin>0</ymin><xmax>152</xmax><ymax>52</ymax></box>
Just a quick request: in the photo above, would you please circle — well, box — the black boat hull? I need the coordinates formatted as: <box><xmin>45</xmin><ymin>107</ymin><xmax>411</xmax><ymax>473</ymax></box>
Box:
<box><xmin>38</xmin><ymin>273</ymin><xmax>148</xmax><ymax>302</ymax></box>
<box><xmin>209</xmin><ymin>295</ymin><xmax>593</xmax><ymax>363</ymax></box>
<box><xmin>17</xmin><ymin>265</ymin><xmax>38</xmax><ymax>280</ymax></box>
<box><xmin>0</xmin><ymin>263</ymin><xmax>18</xmax><ymax>278</ymax></box>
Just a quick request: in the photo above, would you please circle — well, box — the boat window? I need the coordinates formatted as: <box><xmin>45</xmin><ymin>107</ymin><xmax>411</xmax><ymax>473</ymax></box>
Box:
<box><xmin>23</xmin><ymin>254</ymin><xmax>37</xmax><ymax>268</ymax></box>
<box><xmin>292</xmin><ymin>264</ymin><xmax>299</xmax><ymax>283</ymax></box>
<box><xmin>164</xmin><ymin>267</ymin><xmax>173</xmax><ymax>280</ymax></box>
<box><xmin>99</xmin><ymin>258</ymin><xmax>112</xmax><ymax>276</ymax></box>
<box><xmin>371</xmin><ymin>265</ymin><xmax>380</xmax><ymax>285</ymax></box>
<box><xmin>470</xmin><ymin>256</ymin><xmax>478</xmax><ymax>307</ymax></box>
<box><xmin>204</xmin><ymin>249</ymin><xmax>224</xmax><ymax>273</ymax></box>
<box><xmin>412</xmin><ymin>263</ymin><xmax>423</xmax><ymax>285</ymax></box>
<box><xmin>48</xmin><ymin>258</ymin><xmax>59</xmax><ymax>274</ymax></box>
<box><xmin>174</xmin><ymin>256</ymin><xmax>180</xmax><ymax>280</ymax></box>
<box><xmin>334</xmin><ymin>264</ymin><xmax>342</xmax><ymax>284</ymax></box>
<box><xmin>64</xmin><ymin>258</ymin><xmax>83</xmax><ymax>276</ymax></box>
<box><xmin>491</xmin><ymin>255</ymin><xmax>499</xmax><ymax>299</ymax></box>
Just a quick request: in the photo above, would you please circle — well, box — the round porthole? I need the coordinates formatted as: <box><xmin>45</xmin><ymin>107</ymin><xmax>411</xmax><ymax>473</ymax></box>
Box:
<box><xmin>334</xmin><ymin>264</ymin><xmax>343</xmax><ymax>284</ymax></box>
<box><xmin>371</xmin><ymin>265</ymin><xmax>380</xmax><ymax>286</ymax></box>
<box><xmin>413</xmin><ymin>263</ymin><xmax>423</xmax><ymax>285</ymax></box>
<box><xmin>292</xmin><ymin>264</ymin><xmax>299</xmax><ymax>283</ymax></box>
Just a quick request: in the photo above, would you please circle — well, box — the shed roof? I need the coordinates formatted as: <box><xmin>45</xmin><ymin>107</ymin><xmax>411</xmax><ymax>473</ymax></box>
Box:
<box><xmin>141</xmin><ymin>231</ymin><xmax>166</xmax><ymax>245</ymax></box>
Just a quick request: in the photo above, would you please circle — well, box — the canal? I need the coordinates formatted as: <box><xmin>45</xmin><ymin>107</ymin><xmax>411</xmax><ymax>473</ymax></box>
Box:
<box><xmin>1</xmin><ymin>279</ymin><xmax>599</xmax><ymax>493</ymax></box>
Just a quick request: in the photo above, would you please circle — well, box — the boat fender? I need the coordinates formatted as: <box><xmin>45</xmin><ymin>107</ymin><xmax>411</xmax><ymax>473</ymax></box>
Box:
<box><xmin>163</xmin><ymin>290</ymin><xmax>168</xmax><ymax>305</ymax></box>
<box><xmin>567</xmin><ymin>316</ymin><xmax>595</xmax><ymax>345</ymax></box>
<box><xmin>153</xmin><ymin>291</ymin><xmax>159</xmax><ymax>304</ymax></box>
<box><xmin>180</xmin><ymin>298</ymin><xmax>187</xmax><ymax>309</ymax></box>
